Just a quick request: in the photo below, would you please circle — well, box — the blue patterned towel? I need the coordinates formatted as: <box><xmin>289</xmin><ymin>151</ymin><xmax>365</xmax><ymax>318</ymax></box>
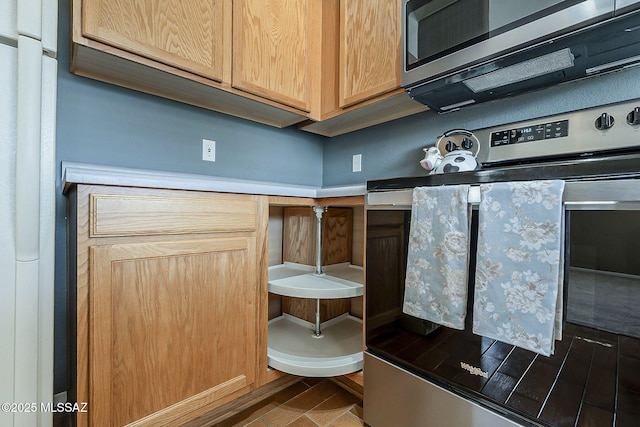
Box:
<box><xmin>473</xmin><ymin>180</ymin><xmax>565</xmax><ymax>356</ymax></box>
<box><xmin>403</xmin><ymin>185</ymin><xmax>471</xmax><ymax>330</ymax></box>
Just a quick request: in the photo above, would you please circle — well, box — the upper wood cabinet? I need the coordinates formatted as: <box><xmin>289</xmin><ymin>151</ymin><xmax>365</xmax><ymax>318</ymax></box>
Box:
<box><xmin>71</xmin><ymin>0</ymin><xmax>427</xmax><ymax>135</ymax></box>
<box><xmin>233</xmin><ymin>0</ymin><xmax>314</xmax><ymax>112</ymax></box>
<box><xmin>339</xmin><ymin>0</ymin><xmax>401</xmax><ymax>108</ymax></box>
<box><xmin>299</xmin><ymin>0</ymin><xmax>427</xmax><ymax>137</ymax></box>
<box><xmin>81</xmin><ymin>0</ymin><xmax>232</xmax><ymax>83</ymax></box>
<box><xmin>72</xmin><ymin>0</ymin><xmax>308</xmax><ymax>128</ymax></box>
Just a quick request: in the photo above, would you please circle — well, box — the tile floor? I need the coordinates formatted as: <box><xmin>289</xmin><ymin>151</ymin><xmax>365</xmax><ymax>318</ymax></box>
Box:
<box><xmin>215</xmin><ymin>378</ymin><xmax>365</xmax><ymax>427</ymax></box>
<box><xmin>53</xmin><ymin>378</ymin><xmax>365</xmax><ymax>427</ymax></box>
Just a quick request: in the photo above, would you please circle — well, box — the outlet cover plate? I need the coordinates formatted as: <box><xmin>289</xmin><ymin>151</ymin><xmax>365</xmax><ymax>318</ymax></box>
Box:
<box><xmin>203</xmin><ymin>139</ymin><xmax>216</xmax><ymax>162</ymax></box>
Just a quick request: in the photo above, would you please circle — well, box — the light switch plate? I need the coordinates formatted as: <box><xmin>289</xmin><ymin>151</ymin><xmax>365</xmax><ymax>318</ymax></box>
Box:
<box><xmin>352</xmin><ymin>154</ymin><xmax>362</xmax><ymax>172</ymax></box>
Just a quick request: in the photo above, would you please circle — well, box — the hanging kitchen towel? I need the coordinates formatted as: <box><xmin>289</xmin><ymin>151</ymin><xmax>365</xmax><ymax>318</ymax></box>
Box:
<box><xmin>403</xmin><ymin>185</ymin><xmax>471</xmax><ymax>330</ymax></box>
<box><xmin>473</xmin><ymin>180</ymin><xmax>565</xmax><ymax>357</ymax></box>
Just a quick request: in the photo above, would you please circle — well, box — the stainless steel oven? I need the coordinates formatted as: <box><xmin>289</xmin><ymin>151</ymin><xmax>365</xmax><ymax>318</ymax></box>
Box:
<box><xmin>364</xmin><ymin>100</ymin><xmax>640</xmax><ymax>427</ymax></box>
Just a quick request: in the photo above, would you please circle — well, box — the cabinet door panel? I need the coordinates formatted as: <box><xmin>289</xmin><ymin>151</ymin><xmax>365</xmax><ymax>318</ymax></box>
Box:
<box><xmin>366</xmin><ymin>224</ymin><xmax>405</xmax><ymax>330</ymax></box>
<box><xmin>82</xmin><ymin>0</ymin><xmax>230</xmax><ymax>82</ymax></box>
<box><xmin>340</xmin><ymin>0</ymin><xmax>401</xmax><ymax>108</ymax></box>
<box><xmin>90</xmin><ymin>193</ymin><xmax>258</xmax><ymax>237</ymax></box>
<box><xmin>233</xmin><ymin>0</ymin><xmax>310</xmax><ymax>111</ymax></box>
<box><xmin>90</xmin><ymin>238</ymin><xmax>257</xmax><ymax>426</ymax></box>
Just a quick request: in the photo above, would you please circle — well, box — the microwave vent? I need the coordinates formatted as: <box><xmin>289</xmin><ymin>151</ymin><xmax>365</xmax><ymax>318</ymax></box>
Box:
<box><xmin>462</xmin><ymin>48</ymin><xmax>575</xmax><ymax>93</ymax></box>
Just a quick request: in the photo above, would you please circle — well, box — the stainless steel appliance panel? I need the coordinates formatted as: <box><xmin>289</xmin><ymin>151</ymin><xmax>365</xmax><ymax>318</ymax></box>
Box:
<box><xmin>365</xmin><ymin>190</ymin><xmax>640</xmax><ymax>426</ymax></box>
<box><xmin>367</xmin><ymin>180</ymin><xmax>640</xmax><ymax>210</ymax></box>
<box><xmin>402</xmin><ymin>0</ymin><xmax>640</xmax><ymax>112</ymax></box>
<box><xmin>618</xmin><ymin>0</ymin><xmax>640</xmax><ymax>12</ymax></box>
<box><xmin>402</xmin><ymin>0</ymin><xmax>614</xmax><ymax>86</ymax></box>
<box><xmin>474</xmin><ymin>100</ymin><xmax>640</xmax><ymax>165</ymax></box>
<box><xmin>364</xmin><ymin>353</ymin><xmax>524</xmax><ymax>427</ymax></box>
<box><xmin>365</xmin><ymin>105</ymin><xmax>640</xmax><ymax>426</ymax></box>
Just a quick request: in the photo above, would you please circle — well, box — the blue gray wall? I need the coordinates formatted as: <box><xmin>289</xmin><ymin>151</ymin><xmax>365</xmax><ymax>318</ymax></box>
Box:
<box><xmin>323</xmin><ymin>66</ymin><xmax>640</xmax><ymax>186</ymax></box>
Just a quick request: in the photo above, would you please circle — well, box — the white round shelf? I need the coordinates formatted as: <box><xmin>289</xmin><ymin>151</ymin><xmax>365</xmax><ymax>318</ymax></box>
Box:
<box><xmin>267</xmin><ymin>314</ymin><xmax>363</xmax><ymax>377</ymax></box>
<box><xmin>268</xmin><ymin>262</ymin><xmax>363</xmax><ymax>299</ymax></box>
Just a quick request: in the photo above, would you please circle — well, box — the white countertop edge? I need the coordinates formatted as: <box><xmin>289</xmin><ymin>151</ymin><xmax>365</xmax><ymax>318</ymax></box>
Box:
<box><xmin>62</xmin><ymin>162</ymin><xmax>366</xmax><ymax>198</ymax></box>
<box><xmin>316</xmin><ymin>184</ymin><xmax>367</xmax><ymax>198</ymax></box>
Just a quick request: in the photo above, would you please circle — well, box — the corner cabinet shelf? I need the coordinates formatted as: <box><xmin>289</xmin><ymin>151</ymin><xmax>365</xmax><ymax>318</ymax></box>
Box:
<box><xmin>267</xmin><ymin>263</ymin><xmax>363</xmax><ymax>377</ymax></box>
<box><xmin>268</xmin><ymin>262</ymin><xmax>363</xmax><ymax>299</ymax></box>
<box><xmin>267</xmin><ymin>206</ymin><xmax>364</xmax><ymax>377</ymax></box>
<box><xmin>267</xmin><ymin>314</ymin><xmax>363</xmax><ymax>377</ymax></box>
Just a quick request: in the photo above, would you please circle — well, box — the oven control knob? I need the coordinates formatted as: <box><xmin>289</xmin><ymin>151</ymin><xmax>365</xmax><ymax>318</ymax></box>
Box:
<box><xmin>595</xmin><ymin>112</ymin><xmax>615</xmax><ymax>130</ymax></box>
<box><xmin>445</xmin><ymin>140</ymin><xmax>457</xmax><ymax>152</ymax></box>
<box><xmin>461</xmin><ymin>137</ymin><xmax>473</xmax><ymax>150</ymax></box>
<box><xmin>627</xmin><ymin>107</ymin><xmax>640</xmax><ymax>126</ymax></box>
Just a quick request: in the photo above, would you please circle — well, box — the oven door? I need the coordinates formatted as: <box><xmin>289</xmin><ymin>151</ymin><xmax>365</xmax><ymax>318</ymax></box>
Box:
<box><xmin>364</xmin><ymin>180</ymin><xmax>640</xmax><ymax>427</ymax></box>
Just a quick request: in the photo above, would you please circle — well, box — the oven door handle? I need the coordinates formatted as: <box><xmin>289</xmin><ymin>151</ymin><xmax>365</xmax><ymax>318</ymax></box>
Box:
<box><xmin>565</xmin><ymin>179</ymin><xmax>640</xmax><ymax>209</ymax></box>
<box><xmin>367</xmin><ymin>179</ymin><xmax>640</xmax><ymax>211</ymax></box>
<box><xmin>366</xmin><ymin>187</ymin><xmax>482</xmax><ymax>209</ymax></box>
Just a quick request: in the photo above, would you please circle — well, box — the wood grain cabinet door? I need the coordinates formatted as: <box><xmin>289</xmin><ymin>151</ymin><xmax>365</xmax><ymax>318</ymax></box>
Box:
<box><xmin>232</xmin><ymin>0</ymin><xmax>312</xmax><ymax>111</ymax></box>
<box><xmin>339</xmin><ymin>0</ymin><xmax>401</xmax><ymax>108</ymax></box>
<box><xmin>89</xmin><ymin>237</ymin><xmax>258</xmax><ymax>427</ymax></box>
<box><xmin>82</xmin><ymin>0</ymin><xmax>231</xmax><ymax>82</ymax></box>
<box><xmin>366</xmin><ymin>221</ymin><xmax>405</xmax><ymax>330</ymax></box>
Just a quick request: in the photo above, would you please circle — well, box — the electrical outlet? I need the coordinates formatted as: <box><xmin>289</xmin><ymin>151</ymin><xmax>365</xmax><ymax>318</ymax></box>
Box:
<box><xmin>352</xmin><ymin>154</ymin><xmax>362</xmax><ymax>172</ymax></box>
<box><xmin>203</xmin><ymin>139</ymin><xmax>215</xmax><ymax>162</ymax></box>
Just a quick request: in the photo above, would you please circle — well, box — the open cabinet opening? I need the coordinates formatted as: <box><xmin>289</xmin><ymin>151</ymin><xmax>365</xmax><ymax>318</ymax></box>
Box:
<box><xmin>267</xmin><ymin>204</ymin><xmax>365</xmax><ymax>378</ymax></box>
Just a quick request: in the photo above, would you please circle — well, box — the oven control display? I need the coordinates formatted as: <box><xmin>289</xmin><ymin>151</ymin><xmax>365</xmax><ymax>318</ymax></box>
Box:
<box><xmin>490</xmin><ymin>120</ymin><xmax>569</xmax><ymax>147</ymax></box>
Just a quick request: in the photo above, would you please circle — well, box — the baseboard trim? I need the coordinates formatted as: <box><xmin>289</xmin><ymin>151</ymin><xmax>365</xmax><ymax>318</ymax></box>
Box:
<box><xmin>181</xmin><ymin>375</ymin><xmax>301</xmax><ymax>427</ymax></box>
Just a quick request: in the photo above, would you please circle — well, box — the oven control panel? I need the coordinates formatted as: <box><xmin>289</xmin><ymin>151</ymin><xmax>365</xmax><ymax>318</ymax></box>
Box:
<box><xmin>490</xmin><ymin>120</ymin><xmax>569</xmax><ymax>147</ymax></box>
<box><xmin>475</xmin><ymin>99</ymin><xmax>640</xmax><ymax>165</ymax></box>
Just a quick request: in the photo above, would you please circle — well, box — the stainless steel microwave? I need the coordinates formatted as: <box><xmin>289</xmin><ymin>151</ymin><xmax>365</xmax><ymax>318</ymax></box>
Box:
<box><xmin>402</xmin><ymin>0</ymin><xmax>640</xmax><ymax>112</ymax></box>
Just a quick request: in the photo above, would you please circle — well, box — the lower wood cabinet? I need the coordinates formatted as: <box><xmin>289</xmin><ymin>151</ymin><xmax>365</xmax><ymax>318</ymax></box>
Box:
<box><xmin>365</xmin><ymin>211</ymin><xmax>406</xmax><ymax>331</ymax></box>
<box><xmin>67</xmin><ymin>185</ymin><xmax>269</xmax><ymax>427</ymax></box>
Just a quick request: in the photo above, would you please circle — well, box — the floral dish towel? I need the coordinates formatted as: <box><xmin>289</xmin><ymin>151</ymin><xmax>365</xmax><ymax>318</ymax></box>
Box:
<box><xmin>473</xmin><ymin>180</ymin><xmax>565</xmax><ymax>356</ymax></box>
<box><xmin>403</xmin><ymin>185</ymin><xmax>471</xmax><ymax>330</ymax></box>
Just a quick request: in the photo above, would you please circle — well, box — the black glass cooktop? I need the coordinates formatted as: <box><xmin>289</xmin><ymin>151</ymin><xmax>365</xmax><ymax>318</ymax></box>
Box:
<box><xmin>367</xmin><ymin>152</ymin><xmax>640</xmax><ymax>191</ymax></box>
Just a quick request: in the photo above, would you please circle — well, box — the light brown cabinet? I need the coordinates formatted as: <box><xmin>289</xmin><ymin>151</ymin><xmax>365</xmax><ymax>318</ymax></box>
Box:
<box><xmin>68</xmin><ymin>185</ymin><xmax>270</xmax><ymax>427</ymax></box>
<box><xmin>233</xmin><ymin>0</ymin><xmax>312</xmax><ymax>111</ymax></box>
<box><xmin>71</xmin><ymin>0</ymin><xmax>308</xmax><ymax>128</ymax></box>
<box><xmin>299</xmin><ymin>0</ymin><xmax>427</xmax><ymax>136</ymax></box>
<box><xmin>339</xmin><ymin>0</ymin><xmax>401</xmax><ymax>108</ymax></box>
<box><xmin>81</xmin><ymin>0</ymin><xmax>232</xmax><ymax>83</ymax></box>
<box><xmin>71</xmin><ymin>0</ymin><xmax>426</xmax><ymax>135</ymax></box>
